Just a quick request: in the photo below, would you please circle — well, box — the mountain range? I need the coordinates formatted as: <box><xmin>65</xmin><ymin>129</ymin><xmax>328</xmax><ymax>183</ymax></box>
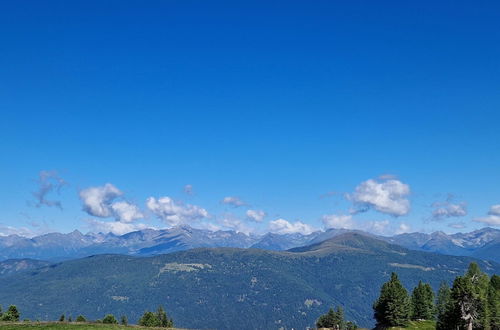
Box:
<box><xmin>0</xmin><ymin>233</ymin><xmax>498</xmax><ymax>329</ymax></box>
<box><xmin>1</xmin><ymin>225</ymin><xmax>499</xmax><ymax>262</ymax></box>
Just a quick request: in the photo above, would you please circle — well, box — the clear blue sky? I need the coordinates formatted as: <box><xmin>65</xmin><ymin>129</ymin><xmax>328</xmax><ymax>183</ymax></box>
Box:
<box><xmin>1</xmin><ymin>1</ymin><xmax>499</xmax><ymax>237</ymax></box>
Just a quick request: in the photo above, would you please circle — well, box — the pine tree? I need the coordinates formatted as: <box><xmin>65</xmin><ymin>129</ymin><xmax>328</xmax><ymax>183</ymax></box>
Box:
<box><xmin>121</xmin><ymin>315</ymin><xmax>128</xmax><ymax>326</ymax></box>
<box><xmin>436</xmin><ymin>282</ymin><xmax>453</xmax><ymax>330</ymax></box>
<box><xmin>316</xmin><ymin>306</ymin><xmax>346</xmax><ymax>329</ymax></box>
<box><xmin>59</xmin><ymin>314</ymin><xmax>65</xmax><ymax>322</ymax></box>
<box><xmin>373</xmin><ymin>272</ymin><xmax>411</xmax><ymax>327</ymax></box>
<box><xmin>139</xmin><ymin>311</ymin><xmax>160</xmax><ymax>327</ymax></box>
<box><xmin>345</xmin><ymin>321</ymin><xmax>358</xmax><ymax>330</ymax></box>
<box><xmin>452</xmin><ymin>275</ymin><xmax>480</xmax><ymax>330</ymax></box>
<box><xmin>1</xmin><ymin>305</ymin><xmax>20</xmax><ymax>322</ymax></box>
<box><xmin>317</xmin><ymin>308</ymin><xmax>335</xmax><ymax>328</ymax></box>
<box><xmin>334</xmin><ymin>306</ymin><xmax>345</xmax><ymax>330</ymax></box>
<box><xmin>465</xmin><ymin>262</ymin><xmax>491</xmax><ymax>329</ymax></box>
<box><xmin>76</xmin><ymin>315</ymin><xmax>86</xmax><ymax>322</ymax></box>
<box><xmin>102</xmin><ymin>314</ymin><xmax>118</xmax><ymax>324</ymax></box>
<box><xmin>411</xmin><ymin>280</ymin><xmax>435</xmax><ymax>320</ymax></box>
<box><xmin>488</xmin><ymin>274</ymin><xmax>500</xmax><ymax>330</ymax></box>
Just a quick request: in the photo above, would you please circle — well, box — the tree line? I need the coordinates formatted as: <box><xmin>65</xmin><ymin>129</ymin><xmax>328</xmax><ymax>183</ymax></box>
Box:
<box><xmin>372</xmin><ymin>262</ymin><xmax>499</xmax><ymax>329</ymax></box>
<box><xmin>0</xmin><ymin>304</ymin><xmax>174</xmax><ymax>328</ymax></box>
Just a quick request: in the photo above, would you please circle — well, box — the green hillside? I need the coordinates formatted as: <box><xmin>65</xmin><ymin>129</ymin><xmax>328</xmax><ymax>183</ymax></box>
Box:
<box><xmin>388</xmin><ymin>320</ymin><xmax>436</xmax><ymax>330</ymax></box>
<box><xmin>0</xmin><ymin>234</ymin><xmax>498</xmax><ymax>329</ymax></box>
<box><xmin>0</xmin><ymin>322</ymin><xmax>181</xmax><ymax>330</ymax></box>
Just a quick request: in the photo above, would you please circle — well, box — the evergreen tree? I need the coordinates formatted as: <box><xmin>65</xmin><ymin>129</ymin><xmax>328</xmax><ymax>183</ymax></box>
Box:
<box><xmin>373</xmin><ymin>272</ymin><xmax>411</xmax><ymax>327</ymax></box>
<box><xmin>59</xmin><ymin>314</ymin><xmax>65</xmax><ymax>322</ymax></box>
<box><xmin>334</xmin><ymin>306</ymin><xmax>345</xmax><ymax>330</ymax></box>
<box><xmin>156</xmin><ymin>305</ymin><xmax>173</xmax><ymax>327</ymax></box>
<box><xmin>75</xmin><ymin>315</ymin><xmax>86</xmax><ymax>322</ymax></box>
<box><xmin>1</xmin><ymin>305</ymin><xmax>20</xmax><ymax>322</ymax></box>
<box><xmin>139</xmin><ymin>311</ymin><xmax>160</xmax><ymax>327</ymax></box>
<box><xmin>121</xmin><ymin>315</ymin><xmax>128</xmax><ymax>326</ymax></box>
<box><xmin>411</xmin><ymin>280</ymin><xmax>435</xmax><ymax>320</ymax></box>
<box><xmin>451</xmin><ymin>275</ymin><xmax>477</xmax><ymax>330</ymax></box>
<box><xmin>102</xmin><ymin>314</ymin><xmax>118</xmax><ymax>324</ymax></box>
<box><xmin>316</xmin><ymin>306</ymin><xmax>356</xmax><ymax>329</ymax></box>
<box><xmin>317</xmin><ymin>308</ymin><xmax>336</xmax><ymax>328</ymax></box>
<box><xmin>488</xmin><ymin>274</ymin><xmax>500</xmax><ymax>330</ymax></box>
<box><xmin>68</xmin><ymin>316</ymin><xmax>72</xmax><ymax>322</ymax></box>
<box><xmin>345</xmin><ymin>321</ymin><xmax>358</xmax><ymax>330</ymax></box>
<box><xmin>465</xmin><ymin>262</ymin><xmax>491</xmax><ymax>328</ymax></box>
<box><xmin>436</xmin><ymin>282</ymin><xmax>453</xmax><ymax>330</ymax></box>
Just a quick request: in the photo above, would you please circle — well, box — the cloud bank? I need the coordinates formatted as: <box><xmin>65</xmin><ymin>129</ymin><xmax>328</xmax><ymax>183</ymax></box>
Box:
<box><xmin>269</xmin><ymin>219</ymin><xmax>315</xmax><ymax>235</ymax></box>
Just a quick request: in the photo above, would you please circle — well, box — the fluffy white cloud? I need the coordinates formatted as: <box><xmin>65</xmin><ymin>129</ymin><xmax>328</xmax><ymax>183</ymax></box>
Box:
<box><xmin>431</xmin><ymin>201</ymin><xmax>467</xmax><ymax>220</ymax></box>
<box><xmin>488</xmin><ymin>204</ymin><xmax>500</xmax><ymax>216</ymax></box>
<box><xmin>79</xmin><ymin>183</ymin><xmax>122</xmax><ymax>218</ymax></box>
<box><xmin>269</xmin><ymin>219</ymin><xmax>315</xmax><ymax>235</ymax></box>
<box><xmin>221</xmin><ymin>196</ymin><xmax>246</xmax><ymax>207</ymax></box>
<box><xmin>79</xmin><ymin>183</ymin><xmax>144</xmax><ymax>223</ymax></box>
<box><xmin>395</xmin><ymin>223</ymin><xmax>412</xmax><ymax>234</ymax></box>
<box><xmin>246</xmin><ymin>209</ymin><xmax>266</xmax><ymax>222</ymax></box>
<box><xmin>111</xmin><ymin>201</ymin><xmax>144</xmax><ymax>223</ymax></box>
<box><xmin>85</xmin><ymin>218</ymin><xmax>151</xmax><ymax>236</ymax></box>
<box><xmin>322</xmin><ymin>214</ymin><xmax>355</xmax><ymax>229</ymax></box>
<box><xmin>473</xmin><ymin>215</ymin><xmax>500</xmax><ymax>226</ymax></box>
<box><xmin>146</xmin><ymin>196</ymin><xmax>209</xmax><ymax>226</ymax></box>
<box><xmin>474</xmin><ymin>205</ymin><xmax>500</xmax><ymax>226</ymax></box>
<box><xmin>348</xmin><ymin>178</ymin><xmax>410</xmax><ymax>216</ymax></box>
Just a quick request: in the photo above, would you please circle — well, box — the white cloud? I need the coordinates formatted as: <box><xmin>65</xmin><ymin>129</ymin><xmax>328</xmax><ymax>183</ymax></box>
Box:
<box><xmin>0</xmin><ymin>225</ymin><xmax>36</xmax><ymax>238</ymax></box>
<box><xmin>473</xmin><ymin>215</ymin><xmax>500</xmax><ymax>226</ymax></box>
<box><xmin>146</xmin><ymin>196</ymin><xmax>209</xmax><ymax>226</ymax></box>
<box><xmin>85</xmin><ymin>218</ymin><xmax>151</xmax><ymax>236</ymax></box>
<box><xmin>367</xmin><ymin>220</ymin><xmax>391</xmax><ymax>235</ymax></box>
<box><xmin>488</xmin><ymin>204</ymin><xmax>500</xmax><ymax>216</ymax></box>
<box><xmin>221</xmin><ymin>196</ymin><xmax>246</xmax><ymax>207</ymax></box>
<box><xmin>111</xmin><ymin>201</ymin><xmax>144</xmax><ymax>223</ymax></box>
<box><xmin>348</xmin><ymin>178</ymin><xmax>410</xmax><ymax>216</ymax></box>
<box><xmin>395</xmin><ymin>223</ymin><xmax>412</xmax><ymax>234</ymax></box>
<box><xmin>322</xmin><ymin>214</ymin><xmax>355</xmax><ymax>229</ymax></box>
<box><xmin>32</xmin><ymin>170</ymin><xmax>67</xmax><ymax>209</ymax></box>
<box><xmin>219</xmin><ymin>216</ymin><xmax>253</xmax><ymax>235</ymax></box>
<box><xmin>246</xmin><ymin>209</ymin><xmax>266</xmax><ymax>222</ymax></box>
<box><xmin>473</xmin><ymin>204</ymin><xmax>500</xmax><ymax>227</ymax></box>
<box><xmin>79</xmin><ymin>183</ymin><xmax>143</xmax><ymax>223</ymax></box>
<box><xmin>268</xmin><ymin>219</ymin><xmax>315</xmax><ymax>235</ymax></box>
<box><xmin>321</xmin><ymin>214</ymin><xmax>391</xmax><ymax>235</ymax></box>
<box><xmin>449</xmin><ymin>222</ymin><xmax>466</xmax><ymax>229</ymax></box>
<box><xmin>79</xmin><ymin>183</ymin><xmax>122</xmax><ymax>218</ymax></box>
<box><xmin>431</xmin><ymin>201</ymin><xmax>467</xmax><ymax>220</ymax></box>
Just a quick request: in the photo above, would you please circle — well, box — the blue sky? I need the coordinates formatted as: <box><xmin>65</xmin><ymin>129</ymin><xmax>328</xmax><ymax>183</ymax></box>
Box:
<box><xmin>1</xmin><ymin>1</ymin><xmax>499</xmax><ymax>237</ymax></box>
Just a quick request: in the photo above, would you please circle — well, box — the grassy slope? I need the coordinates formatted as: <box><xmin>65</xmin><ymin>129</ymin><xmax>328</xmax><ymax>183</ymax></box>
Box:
<box><xmin>0</xmin><ymin>322</ymin><xmax>182</xmax><ymax>330</ymax></box>
<box><xmin>388</xmin><ymin>320</ymin><xmax>436</xmax><ymax>330</ymax></box>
